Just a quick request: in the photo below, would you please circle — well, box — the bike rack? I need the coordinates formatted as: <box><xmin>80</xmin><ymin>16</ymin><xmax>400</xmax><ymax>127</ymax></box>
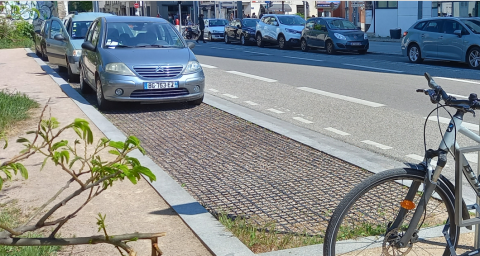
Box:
<box><xmin>454</xmin><ymin>144</ymin><xmax>480</xmax><ymax>248</ymax></box>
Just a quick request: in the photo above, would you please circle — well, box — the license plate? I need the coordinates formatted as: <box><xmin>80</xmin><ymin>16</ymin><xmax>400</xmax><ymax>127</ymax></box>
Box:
<box><xmin>351</xmin><ymin>42</ymin><xmax>362</xmax><ymax>46</ymax></box>
<box><xmin>144</xmin><ymin>81</ymin><xmax>178</xmax><ymax>89</ymax></box>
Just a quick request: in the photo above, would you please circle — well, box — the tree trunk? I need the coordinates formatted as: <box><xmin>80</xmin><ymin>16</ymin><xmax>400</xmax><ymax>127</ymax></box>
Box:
<box><xmin>57</xmin><ymin>1</ymin><xmax>66</xmax><ymax>19</ymax></box>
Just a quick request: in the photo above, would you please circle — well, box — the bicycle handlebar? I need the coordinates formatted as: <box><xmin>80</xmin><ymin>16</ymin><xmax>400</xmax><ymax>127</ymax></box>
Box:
<box><xmin>418</xmin><ymin>72</ymin><xmax>480</xmax><ymax>114</ymax></box>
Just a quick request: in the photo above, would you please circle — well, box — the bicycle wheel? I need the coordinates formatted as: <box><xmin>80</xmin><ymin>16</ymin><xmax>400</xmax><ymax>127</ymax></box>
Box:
<box><xmin>324</xmin><ymin>168</ymin><xmax>458</xmax><ymax>256</ymax></box>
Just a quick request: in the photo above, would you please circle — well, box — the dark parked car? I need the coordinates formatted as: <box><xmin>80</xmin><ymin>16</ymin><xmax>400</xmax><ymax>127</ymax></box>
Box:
<box><xmin>34</xmin><ymin>20</ymin><xmax>48</xmax><ymax>61</ymax></box>
<box><xmin>224</xmin><ymin>18</ymin><xmax>259</xmax><ymax>45</ymax></box>
<box><xmin>79</xmin><ymin>16</ymin><xmax>205</xmax><ymax>110</ymax></box>
<box><xmin>300</xmin><ymin>17</ymin><xmax>369</xmax><ymax>54</ymax></box>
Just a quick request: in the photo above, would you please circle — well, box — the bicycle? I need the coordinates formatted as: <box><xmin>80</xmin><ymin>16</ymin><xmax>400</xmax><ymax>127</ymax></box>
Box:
<box><xmin>323</xmin><ymin>72</ymin><xmax>480</xmax><ymax>256</ymax></box>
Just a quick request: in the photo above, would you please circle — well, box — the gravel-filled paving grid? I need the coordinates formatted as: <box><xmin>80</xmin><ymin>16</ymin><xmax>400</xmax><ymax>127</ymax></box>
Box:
<box><xmin>96</xmin><ymin>102</ymin><xmax>373</xmax><ymax>235</ymax></box>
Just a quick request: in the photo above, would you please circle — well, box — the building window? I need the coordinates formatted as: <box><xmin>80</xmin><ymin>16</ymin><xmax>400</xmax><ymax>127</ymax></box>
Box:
<box><xmin>375</xmin><ymin>1</ymin><xmax>398</xmax><ymax>9</ymax></box>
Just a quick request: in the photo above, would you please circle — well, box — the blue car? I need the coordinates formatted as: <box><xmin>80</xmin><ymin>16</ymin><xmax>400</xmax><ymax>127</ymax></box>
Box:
<box><xmin>300</xmin><ymin>17</ymin><xmax>369</xmax><ymax>54</ymax></box>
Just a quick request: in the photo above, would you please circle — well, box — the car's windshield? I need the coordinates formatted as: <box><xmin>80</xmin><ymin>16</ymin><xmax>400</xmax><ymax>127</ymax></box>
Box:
<box><xmin>277</xmin><ymin>16</ymin><xmax>305</xmax><ymax>26</ymax></box>
<box><xmin>242</xmin><ymin>19</ymin><xmax>259</xmax><ymax>27</ymax></box>
<box><xmin>209</xmin><ymin>19</ymin><xmax>228</xmax><ymax>26</ymax></box>
<box><xmin>104</xmin><ymin>22</ymin><xmax>184</xmax><ymax>48</ymax></box>
<box><xmin>463</xmin><ymin>19</ymin><xmax>480</xmax><ymax>34</ymax></box>
<box><xmin>327</xmin><ymin>19</ymin><xmax>357</xmax><ymax>30</ymax></box>
<box><xmin>70</xmin><ymin>21</ymin><xmax>92</xmax><ymax>39</ymax></box>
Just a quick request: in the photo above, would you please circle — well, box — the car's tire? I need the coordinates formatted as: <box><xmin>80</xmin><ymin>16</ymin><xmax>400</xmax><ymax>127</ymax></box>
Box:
<box><xmin>326</xmin><ymin>40</ymin><xmax>336</xmax><ymax>55</ymax></box>
<box><xmin>35</xmin><ymin>43</ymin><xmax>42</xmax><ymax>58</ymax></box>
<box><xmin>79</xmin><ymin>66</ymin><xmax>92</xmax><ymax>94</ymax></box>
<box><xmin>278</xmin><ymin>35</ymin><xmax>288</xmax><ymax>50</ymax></box>
<box><xmin>300</xmin><ymin>38</ymin><xmax>309</xmax><ymax>52</ymax></box>
<box><xmin>96</xmin><ymin>77</ymin><xmax>113</xmax><ymax>111</ymax></box>
<box><xmin>41</xmin><ymin>46</ymin><xmax>48</xmax><ymax>61</ymax></box>
<box><xmin>407</xmin><ymin>43</ymin><xmax>423</xmax><ymax>63</ymax></box>
<box><xmin>58</xmin><ymin>65</ymin><xmax>67</xmax><ymax>73</ymax></box>
<box><xmin>224</xmin><ymin>33</ymin><xmax>230</xmax><ymax>44</ymax></box>
<box><xmin>358</xmin><ymin>49</ymin><xmax>367</xmax><ymax>55</ymax></box>
<box><xmin>240</xmin><ymin>34</ymin><xmax>247</xmax><ymax>46</ymax></box>
<box><xmin>67</xmin><ymin>61</ymin><xmax>79</xmax><ymax>82</ymax></box>
<box><xmin>256</xmin><ymin>34</ymin><xmax>264</xmax><ymax>48</ymax></box>
<box><xmin>208</xmin><ymin>33</ymin><xmax>213</xmax><ymax>41</ymax></box>
<box><xmin>467</xmin><ymin>46</ymin><xmax>480</xmax><ymax>69</ymax></box>
<box><xmin>188</xmin><ymin>96</ymin><xmax>204</xmax><ymax>106</ymax></box>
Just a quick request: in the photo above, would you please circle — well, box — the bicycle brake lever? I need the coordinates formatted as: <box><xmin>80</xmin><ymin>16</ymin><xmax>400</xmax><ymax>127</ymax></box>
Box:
<box><xmin>467</xmin><ymin>108</ymin><xmax>476</xmax><ymax>117</ymax></box>
<box><xmin>416</xmin><ymin>89</ymin><xmax>429</xmax><ymax>95</ymax></box>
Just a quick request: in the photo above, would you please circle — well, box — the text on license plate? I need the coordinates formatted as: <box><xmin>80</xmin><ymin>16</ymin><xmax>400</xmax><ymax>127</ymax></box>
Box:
<box><xmin>144</xmin><ymin>81</ymin><xmax>179</xmax><ymax>89</ymax></box>
<box><xmin>351</xmin><ymin>42</ymin><xmax>361</xmax><ymax>46</ymax></box>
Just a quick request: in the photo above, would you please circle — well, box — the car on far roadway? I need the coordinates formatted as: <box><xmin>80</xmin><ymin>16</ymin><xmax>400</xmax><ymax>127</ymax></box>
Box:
<box><xmin>224</xmin><ymin>18</ymin><xmax>260</xmax><ymax>45</ymax></box>
<box><xmin>401</xmin><ymin>17</ymin><xmax>480</xmax><ymax>69</ymax></box>
<box><xmin>79</xmin><ymin>16</ymin><xmax>205</xmax><ymax>110</ymax></box>
<box><xmin>203</xmin><ymin>18</ymin><xmax>228</xmax><ymax>41</ymax></box>
<box><xmin>300</xmin><ymin>17</ymin><xmax>369</xmax><ymax>54</ymax></box>
<box><xmin>256</xmin><ymin>14</ymin><xmax>305</xmax><ymax>50</ymax></box>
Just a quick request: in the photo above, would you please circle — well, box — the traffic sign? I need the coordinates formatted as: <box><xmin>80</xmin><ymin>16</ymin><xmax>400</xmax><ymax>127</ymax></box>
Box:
<box><xmin>134</xmin><ymin>3</ymin><xmax>139</xmax><ymax>8</ymax></box>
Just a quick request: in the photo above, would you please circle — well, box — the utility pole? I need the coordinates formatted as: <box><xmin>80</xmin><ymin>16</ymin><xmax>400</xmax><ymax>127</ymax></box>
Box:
<box><xmin>303</xmin><ymin>1</ymin><xmax>306</xmax><ymax>20</ymax></box>
<box><xmin>282</xmin><ymin>1</ymin><xmax>285</xmax><ymax>14</ymax></box>
<box><xmin>178</xmin><ymin>1</ymin><xmax>182</xmax><ymax>26</ymax></box>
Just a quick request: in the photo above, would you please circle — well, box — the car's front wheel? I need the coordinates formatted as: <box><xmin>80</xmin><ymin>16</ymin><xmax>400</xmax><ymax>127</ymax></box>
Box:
<box><xmin>300</xmin><ymin>38</ymin><xmax>309</xmax><ymax>52</ymax></box>
<box><xmin>326</xmin><ymin>40</ymin><xmax>336</xmax><ymax>55</ymax></box>
<box><xmin>256</xmin><ymin>34</ymin><xmax>264</xmax><ymax>47</ymax></box>
<box><xmin>467</xmin><ymin>46</ymin><xmax>480</xmax><ymax>69</ymax></box>
<box><xmin>224</xmin><ymin>33</ymin><xmax>230</xmax><ymax>44</ymax></box>
<box><xmin>241</xmin><ymin>34</ymin><xmax>247</xmax><ymax>46</ymax></box>
<box><xmin>278</xmin><ymin>35</ymin><xmax>288</xmax><ymax>50</ymax></box>
<box><xmin>96</xmin><ymin>78</ymin><xmax>113</xmax><ymax>111</ymax></box>
<box><xmin>79</xmin><ymin>66</ymin><xmax>92</xmax><ymax>94</ymax></box>
<box><xmin>407</xmin><ymin>43</ymin><xmax>423</xmax><ymax>63</ymax></box>
<box><xmin>208</xmin><ymin>33</ymin><xmax>213</xmax><ymax>41</ymax></box>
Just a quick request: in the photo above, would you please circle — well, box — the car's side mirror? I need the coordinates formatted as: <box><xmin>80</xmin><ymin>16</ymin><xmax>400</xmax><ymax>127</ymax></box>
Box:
<box><xmin>187</xmin><ymin>42</ymin><xmax>195</xmax><ymax>49</ymax></box>
<box><xmin>81</xmin><ymin>41</ymin><xmax>96</xmax><ymax>51</ymax></box>
<box><xmin>54</xmin><ymin>34</ymin><xmax>66</xmax><ymax>41</ymax></box>
<box><xmin>454</xmin><ymin>29</ymin><xmax>462</xmax><ymax>37</ymax></box>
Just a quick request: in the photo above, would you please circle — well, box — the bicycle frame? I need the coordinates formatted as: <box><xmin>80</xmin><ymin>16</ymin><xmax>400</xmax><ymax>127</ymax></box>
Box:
<box><xmin>394</xmin><ymin>109</ymin><xmax>480</xmax><ymax>250</ymax></box>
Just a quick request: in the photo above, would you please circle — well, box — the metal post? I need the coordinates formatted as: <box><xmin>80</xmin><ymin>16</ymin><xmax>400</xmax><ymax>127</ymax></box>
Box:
<box><xmin>214</xmin><ymin>1</ymin><xmax>217</xmax><ymax>18</ymax></box>
<box><xmin>282</xmin><ymin>1</ymin><xmax>285</xmax><ymax>13</ymax></box>
<box><xmin>237</xmin><ymin>1</ymin><xmax>242</xmax><ymax>19</ymax></box>
<box><xmin>178</xmin><ymin>2</ymin><xmax>182</xmax><ymax>26</ymax></box>
<box><xmin>303</xmin><ymin>1</ymin><xmax>306</xmax><ymax>20</ymax></box>
<box><xmin>346</xmin><ymin>1</ymin><xmax>349</xmax><ymax>20</ymax></box>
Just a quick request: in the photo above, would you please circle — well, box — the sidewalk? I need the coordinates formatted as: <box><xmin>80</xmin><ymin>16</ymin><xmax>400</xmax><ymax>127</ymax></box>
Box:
<box><xmin>0</xmin><ymin>48</ymin><xmax>213</xmax><ymax>256</ymax></box>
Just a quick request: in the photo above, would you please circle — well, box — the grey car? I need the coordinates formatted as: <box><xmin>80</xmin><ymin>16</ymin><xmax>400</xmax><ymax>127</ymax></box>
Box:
<box><xmin>401</xmin><ymin>17</ymin><xmax>480</xmax><ymax>69</ymax></box>
<box><xmin>79</xmin><ymin>16</ymin><xmax>205</xmax><ymax>110</ymax></box>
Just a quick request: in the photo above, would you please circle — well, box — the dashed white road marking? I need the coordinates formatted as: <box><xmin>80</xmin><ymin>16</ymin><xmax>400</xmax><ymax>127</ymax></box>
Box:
<box><xmin>226</xmin><ymin>71</ymin><xmax>277</xmax><ymax>83</ymax></box>
<box><xmin>361</xmin><ymin>140</ymin><xmax>392</xmax><ymax>150</ymax></box>
<box><xmin>223</xmin><ymin>94</ymin><xmax>238</xmax><ymax>99</ymax></box>
<box><xmin>435</xmin><ymin>77</ymin><xmax>480</xmax><ymax>85</ymax></box>
<box><xmin>283</xmin><ymin>56</ymin><xmax>324</xmax><ymax>62</ymax></box>
<box><xmin>208</xmin><ymin>89</ymin><xmax>219</xmax><ymax>92</ymax></box>
<box><xmin>293</xmin><ymin>117</ymin><xmax>313</xmax><ymax>124</ymax></box>
<box><xmin>244</xmin><ymin>101</ymin><xmax>258</xmax><ymax>106</ymax></box>
<box><xmin>243</xmin><ymin>50</ymin><xmax>271</xmax><ymax>56</ymax></box>
<box><xmin>325</xmin><ymin>127</ymin><xmax>350</xmax><ymax>136</ymax></box>
<box><xmin>267</xmin><ymin>108</ymin><xmax>284</xmax><ymax>114</ymax></box>
<box><xmin>297</xmin><ymin>87</ymin><xmax>385</xmax><ymax>107</ymax></box>
<box><xmin>201</xmin><ymin>64</ymin><xmax>217</xmax><ymax>69</ymax></box>
<box><xmin>425</xmin><ymin>116</ymin><xmax>479</xmax><ymax>132</ymax></box>
<box><xmin>210</xmin><ymin>47</ymin><xmax>233</xmax><ymax>50</ymax></box>
<box><xmin>343</xmin><ymin>63</ymin><xmax>404</xmax><ymax>73</ymax></box>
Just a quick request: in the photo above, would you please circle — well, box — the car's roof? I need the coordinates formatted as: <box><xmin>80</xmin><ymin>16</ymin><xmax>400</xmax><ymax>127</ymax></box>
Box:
<box><xmin>103</xmin><ymin>16</ymin><xmax>170</xmax><ymax>23</ymax></box>
<box><xmin>415</xmin><ymin>16</ymin><xmax>480</xmax><ymax>22</ymax></box>
<box><xmin>265</xmin><ymin>14</ymin><xmax>300</xmax><ymax>17</ymax></box>
<box><xmin>71</xmin><ymin>12</ymin><xmax>114</xmax><ymax>21</ymax></box>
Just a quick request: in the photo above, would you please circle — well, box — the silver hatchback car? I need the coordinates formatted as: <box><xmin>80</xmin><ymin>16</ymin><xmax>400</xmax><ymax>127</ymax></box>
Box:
<box><xmin>401</xmin><ymin>17</ymin><xmax>480</xmax><ymax>69</ymax></box>
<box><xmin>79</xmin><ymin>16</ymin><xmax>205</xmax><ymax>110</ymax></box>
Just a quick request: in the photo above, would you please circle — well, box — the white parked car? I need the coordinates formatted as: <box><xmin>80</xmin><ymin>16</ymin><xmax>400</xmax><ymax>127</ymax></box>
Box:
<box><xmin>203</xmin><ymin>18</ymin><xmax>228</xmax><ymax>41</ymax></box>
<box><xmin>256</xmin><ymin>14</ymin><xmax>305</xmax><ymax>50</ymax></box>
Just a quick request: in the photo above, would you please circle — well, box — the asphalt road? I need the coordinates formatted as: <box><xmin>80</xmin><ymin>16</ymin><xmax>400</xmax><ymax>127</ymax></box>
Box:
<box><xmin>190</xmin><ymin>39</ymin><xmax>480</xmax><ymax>199</ymax></box>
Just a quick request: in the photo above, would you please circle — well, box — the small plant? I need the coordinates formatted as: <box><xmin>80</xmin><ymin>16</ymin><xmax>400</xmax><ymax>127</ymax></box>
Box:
<box><xmin>0</xmin><ymin>102</ymin><xmax>166</xmax><ymax>255</ymax></box>
<box><xmin>0</xmin><ymin>90</ymin><xmax>39</xmax><ymax>137</ymax></box>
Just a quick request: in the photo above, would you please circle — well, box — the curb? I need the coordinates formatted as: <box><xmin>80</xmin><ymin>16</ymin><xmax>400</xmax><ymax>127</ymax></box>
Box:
<box><xmin>25</xmin><ymin>48</ymin><xmax>254</xmax><ymax>256</ymax></box>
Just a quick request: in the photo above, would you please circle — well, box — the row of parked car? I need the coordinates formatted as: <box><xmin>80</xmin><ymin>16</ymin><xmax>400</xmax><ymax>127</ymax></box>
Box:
<box><xmin>34</xmin><ymin>12</ymin><xmax>205</xmax><ymax>110</ymax></box>
<box><xmin>202</xmin><ymin>14</ymin><xmax>369</xmax><ymax>55</ymax></box>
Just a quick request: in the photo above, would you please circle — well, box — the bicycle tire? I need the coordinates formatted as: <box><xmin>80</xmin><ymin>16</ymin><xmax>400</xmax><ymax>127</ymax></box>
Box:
<box><xmin>323</xmin><ymin>168</ymin><xmax>458</xmax><ymax>256</ymax></box>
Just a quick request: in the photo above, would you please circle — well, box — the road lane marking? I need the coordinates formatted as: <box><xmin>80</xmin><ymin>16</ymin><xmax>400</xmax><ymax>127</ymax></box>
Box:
<box><xmin>267</xmin><ymin>108</ymin><xmax>284</xmax><ymax>114</ymax></box>
<box><xmin>223</xmin><ymin>94</ymin><xmax>238</xmax><ymax>99</ymax></box>
<box><xmin>208</xmin><ymin>89</ymin><xmax>219</xmax><ymax>92</ymax></box>
<box><xmin>435</xmin><ymin>77</ymin><xmax>480</xmax><ymax>85</ymax></box>
<box><xmin>325</xmin><ymin>127</ymin><xmax>350</xmax><ymax>136</ymax></box>
<box><xmin>244</xmin><ymin>101</ymin><xmax>258</xmax><ymax>106</ymax></box>
<box><xmin>283</xmin><ymin>56</ymin><xmax>323</xmax><ymax>62</ymax></box>
<box><xmin>243</xmin><ymin>50</ymin><xmax>271</xmax><ymax>56</ymax></box>
<box><xmin>406</xmin><ymin>154</ymin><xmax>446</xmax><ymax>167</ymax></box>
<box><xmin>293</xmin><ymin>117</ymin><xmax>313</xmax><ymax>124</ymax></box>
<box><xmin>201</xmin><ymin>64</ymin><xmax>217</xmax><ymax>69</ymax></box>
<box><xmin>343</xmin><ymin>63</ymin><xmax>404</xmax><ymax>73</ymax></box>
<box><xmin>210</xmin><ymin>47</ymin><xmax>233</xmax><ymax>50</ymax></box>
<box><xmin>226</xmin><ymin>71</ymin><xmax>277</xmax><ymax>82</ymax></box>
<box><xmin>297</xmin><ymin>87</ymin><xmax>385</xmax><ymax>107</ymax></box>
<box><xmin>361</xmin><ymin>140</ymin><xmax>392</xmax><ymax>150</ymax></box>
<box><xmin>425</xmin><ymin>116</ymin><xmax>479</xmax><ymax>132</ymax></box>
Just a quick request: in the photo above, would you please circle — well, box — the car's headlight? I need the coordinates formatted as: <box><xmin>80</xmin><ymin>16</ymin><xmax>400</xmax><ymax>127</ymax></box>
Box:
<box><xmin>105</xmin><ymin>63</ymin><xmax>135</xmax><ymax>76</ymax></box>
<box><xmin>334</xmin><ymin>33</ymin><xmax>346</xmax><ymax>40</ymax></box>
<box><xmin>364</xmin><ymin>33</ymin><xmax>368</xmax><ymax>40</ymax></box>
<box><xmin>72</xmin><ymin>50</ymin><xmax>82</xmax><ymax>57</ymax></box>
<box><xmin>183</xmin><ymin>61</ymin><xmax>202</xmax><ymax>75</ymax></box>
<box><xmin>285</xmin><ymin>28</ymin><xmax>300</xmax><ymax>34</ymax></box>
